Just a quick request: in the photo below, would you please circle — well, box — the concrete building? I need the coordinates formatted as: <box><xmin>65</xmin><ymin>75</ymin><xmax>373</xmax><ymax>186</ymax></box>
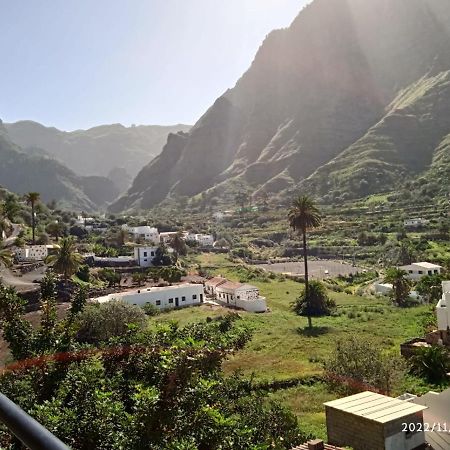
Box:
<box><xmin>205</xmin><ymin>276</ymin><xmax>227</xmax><ymax>295</ymax></box>
<box><xmin>186</xmin><ymin>233</ymin><xmax>214</xmax><ymax>247</ymax></box>
<box><xmin>95</xmin><ymin>283</ymin><xmax>205</xmax><ymax>310</ymax></box>
<box><xmin>124</xmin><ymin>225</ymin><xmax>160</xmax><ymax>243</ymax></box>
<box><xmin>411</xmin><ymin>388</ymin><xmax>450</xmax><ymax>450</ymax></box>
<box><xmin>15</xmin><ymin>245</ymin><xmax>59</xmax><ymax>262</ymax></box>
<box><xmin>324</xmin><ymin>391</ymin><xmax>428</xmax><ymax>450</ymax></box>
<box><xmin>399</xmin><ymin>262</ymin><xmax>442</xmax><ymax>281</ymax></box>
<box><xmin>374</xmin><ymin>283</ymin><xmax>393</xmax><ymax>296</ymax></box>
<box><xmin>404</xmin><ymin>218</ymin><xmax>429</xmax><ymax>228</ymax></box>
<box><xmin>214</xmin><ymin>280</ymin><xmax>267</xmax><ymax>313</ymax></box>
<box><xmin>159</xmin><ymin>231</ymin><xmax>184</xmax><ymax>245</ymax></box>
<box><xmin>436</xmin><ymin>281</ymin><xmax>450</xmax><ymax>332</ymax></box>
<box><xmin>134</xmin><ymin>246</ymin><xmax>158</xmax><ymax>268</ymax></box>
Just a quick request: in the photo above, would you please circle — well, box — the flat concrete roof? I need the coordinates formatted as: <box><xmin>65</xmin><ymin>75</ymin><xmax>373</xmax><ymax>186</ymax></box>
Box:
<box><xmin>324</xmin><ymin>391</ymin><xmax>427</xmax><ymax>424</ymax></box>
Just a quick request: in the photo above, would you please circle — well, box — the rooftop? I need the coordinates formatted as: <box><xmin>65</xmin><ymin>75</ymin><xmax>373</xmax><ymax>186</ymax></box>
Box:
<box><xmin>324</xmin><ymin>391</ymin><xmax>427</xmax><ymax>424</ymax></box>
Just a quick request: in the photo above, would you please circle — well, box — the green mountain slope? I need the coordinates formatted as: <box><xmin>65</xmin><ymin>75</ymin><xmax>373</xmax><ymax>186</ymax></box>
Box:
<box><xmin>110</xmin><ymin>0</ymin><xmax>450</xmax><ymax>212</ymax></box>
<box><xmin>299</xmin><ymin>71</ymin><xmax>450</xmax><ymax>201</ymax></box>
<box><xmin>0</xmin><ymin>123</ymin><xmax>115</xmax><ymax>210</ymax></box>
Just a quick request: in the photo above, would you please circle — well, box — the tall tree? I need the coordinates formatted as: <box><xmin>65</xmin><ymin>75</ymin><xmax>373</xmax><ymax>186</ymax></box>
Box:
<box><xmin>170</xmin><ymin>232</ymin><xmax>187</xmax><ymax>260</ymax></box>
<box><xmin>46</xmin><ymin>236</ymin><xmax>83</xmax><ymax>282</ymax></box>
<box><xmin>46</xmin><ymin>221</ymin><xmax>66</xmax><ymax>242</ymax></box>
<box><xmin>288</xmin><ymin>195</ymin><xmax>322</xmax><ymax>327</ymax></box>
<box><xmin>384</xmin><ymin>267</ymin><xmax>411</xmax><ymax>307</ymax></box>
<box><xmin>24</xmin><ymin>192</ymin><xmax>40</xmax><ymax>244</ymax></box>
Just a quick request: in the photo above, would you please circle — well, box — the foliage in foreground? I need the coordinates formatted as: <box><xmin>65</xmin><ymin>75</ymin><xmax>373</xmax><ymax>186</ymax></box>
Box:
<box><xmin>0</xmin><ymin>281</ymin><xmax>306</xmax><ymax>450</ymax></box>
<box><xmin>323</xmin><ymin>335</ymin><xmax>407</xmax><ymax>396</ymax></box>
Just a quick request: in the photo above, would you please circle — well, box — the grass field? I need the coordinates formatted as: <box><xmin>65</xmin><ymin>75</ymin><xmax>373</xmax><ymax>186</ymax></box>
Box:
<box><xmin>152</xmin><ymin>254</ymin><xmax>432</xmax><ymax>436</ymax></box>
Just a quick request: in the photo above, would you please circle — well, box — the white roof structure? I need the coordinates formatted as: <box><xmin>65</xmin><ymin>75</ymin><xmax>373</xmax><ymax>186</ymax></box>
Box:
<box><xmin>324</xmin><ymin>391</ymin><xmax>427</xmax><ymax>424</ymax></box>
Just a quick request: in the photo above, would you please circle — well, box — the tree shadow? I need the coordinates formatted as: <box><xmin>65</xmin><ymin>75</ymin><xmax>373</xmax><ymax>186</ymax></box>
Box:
<box><xmin>296</xmin><ymin>326</ymin><xmax>331</xmax><ymax>337</ymax></box>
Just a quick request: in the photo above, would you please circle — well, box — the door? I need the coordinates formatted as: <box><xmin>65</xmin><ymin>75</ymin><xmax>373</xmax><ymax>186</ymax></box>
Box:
<box><xmin>175</xmin><ymin>297</ymin><xmax>179</xmax><ymax>307</ymax></box>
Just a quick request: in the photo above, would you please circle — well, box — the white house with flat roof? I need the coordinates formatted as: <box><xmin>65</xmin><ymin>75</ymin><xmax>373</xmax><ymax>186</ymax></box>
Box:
<box><xmin>124</xmin><ymin>225</ymin><xmax>160</xmax><ymax>243</ymax></box>
<box><xmin>404</xmin><ymin>218</ymin><xmax>429</xmax><ymax>228</ymax></box>
<box><xmin>325</xmin><ymin>391</ymin><xmax>428</xmax><ymax>450</ymax></box>
<box><xmin>95</xmin><ymin>283</ymin><xmax>204</xmax><ymax>309</ymax></box>
<box><xmin>436</xmin><ymin>281</ymin><xmax>450</xmax><ymax>331</ymax></box>
<box><xmin>399</xmin><ymin>262</ymin><xmax>442</xmax><ymax>281</ymax></box>
<box><xmin>134</xmin><ymin>246</ymin><xmax>158</xmax><ymax>268</ymax></box>
<box><xmin>186</xmin><ymin>233</ymin><xmax>214</xmax><ymax>247</ymax></box>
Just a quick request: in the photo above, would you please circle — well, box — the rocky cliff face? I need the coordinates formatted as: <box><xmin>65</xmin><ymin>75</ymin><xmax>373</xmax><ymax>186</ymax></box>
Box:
<box><xmin>111</xmin><ymin>0</ymin><xmax>450</xmax><ymax>212</ymax></box>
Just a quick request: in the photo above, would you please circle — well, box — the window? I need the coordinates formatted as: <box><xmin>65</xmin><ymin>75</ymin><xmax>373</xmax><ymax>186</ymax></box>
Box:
<box><xmin>434</xmin><ymin>270</ymin><xmax>438</xmax><ymax>274</ymax></box>
<box><xmin>428</xmin><ymin>270</ymin><xmax>432</xmax><ymax>275</ymax></box>
<box><xmin>181</xmin><ymin>296</ymin><xmax>186</xmax><ymax>302</ymax></box>
<box><xmin>237</xmin><ymin>295</ymin><xmax>240</xmax><ymax>300</ymax></box>
<box><xmin>192</xmin><ymin>295</ymin><xmax>197</xmax><ymax>300</ymax></box>
<box><xmin>418</xmin><ymin>271</ymin><xmax>423</xmax><ymax>274</ymax></box>
<box><xmin>156</xmin><ymin>300</ymin><xmax>161</xmax><ymax>306</ymax></box>
<box><xmin>151</xmin><ymin>251</ymin><xmax>155</xmax><ymax>256</ymax></box>
<box><xmin>143</xmin><ymin>251</ymin><xmax>148</xmax><ymax>257</ymax></box>
<box><xmin>409</xmin><ymin>270</ymin><xmax>413</xmax><ymax>274</ymax></box>
<box><xmin>168</xmin><ymin>298</ymin><xmax>173</xmax><ymax>304</ymax></box>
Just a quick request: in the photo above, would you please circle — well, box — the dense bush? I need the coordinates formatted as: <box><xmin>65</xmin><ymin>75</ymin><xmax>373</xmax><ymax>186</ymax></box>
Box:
<box><xmin>76</xmin><ymin>300</ymin><xmax>147</xmax><ymax>344</ymax></box>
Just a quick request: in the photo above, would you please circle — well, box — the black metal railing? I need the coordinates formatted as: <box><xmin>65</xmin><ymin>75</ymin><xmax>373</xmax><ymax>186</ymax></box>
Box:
<box><xmin>0</xmin><ymin>393</ymin><xmax>69</xmax><ymax>450</ymax></box>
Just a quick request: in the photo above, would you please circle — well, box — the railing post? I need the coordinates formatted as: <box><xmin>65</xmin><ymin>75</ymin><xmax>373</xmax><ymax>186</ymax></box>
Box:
<box><xmin>0</xmin><ymin>393</ymin><xmax>69</xmax><ymax>450</ymax></box>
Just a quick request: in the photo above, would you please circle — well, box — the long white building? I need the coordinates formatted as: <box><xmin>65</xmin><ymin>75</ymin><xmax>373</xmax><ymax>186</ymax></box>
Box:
<box><xmin>95</xmin><ymin>283</ymin><xmax>205</xmax><ymax>310</ymax></box>
<box><xmin>399</xmin><ymin>262</ymin><xmax>442</xmax><ymax>281</ymax></box>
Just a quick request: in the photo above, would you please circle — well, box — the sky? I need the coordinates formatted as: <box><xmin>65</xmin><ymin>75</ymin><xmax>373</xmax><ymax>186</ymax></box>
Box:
<box><xmin>0</xmin><ymin>0</ymin><xmax>307</xmax><ymax>131</ymax></box>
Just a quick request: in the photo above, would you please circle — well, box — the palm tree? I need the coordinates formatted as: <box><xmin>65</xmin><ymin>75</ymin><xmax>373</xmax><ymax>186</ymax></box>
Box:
<box><xmin>25</xmin><ymin>192</ymin><xmax>40</xmax><ymax>244</ymax></box>
<box><xmin>384</xmin><ymin>267</ymin><xmax>410</xmax><ymax>307</ymax></box>
<box><xmin>46</xmin><ymin>236</ymin><xmax>83</xmax><ymax>282</ymax></box>
<box><xmin>288</xmin><ymin>195</ymin><xmax>322</xmax><ymax>327</ymax></box>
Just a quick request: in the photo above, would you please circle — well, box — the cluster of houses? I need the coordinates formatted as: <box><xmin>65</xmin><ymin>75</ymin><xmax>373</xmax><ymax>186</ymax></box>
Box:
<box><xmin>94</xmin><ymin>277</ymin><xmax>267</xmax><ymax>313</ymax></box>
<box><xmin>374</xmin><ymin>261</ymin><xmax>443</xmax><ymax>300</ymax></box>
<box><xmin>122</xmin><ymin>225</ymin><xmax>215</xmax><ymax>248</ymax></box>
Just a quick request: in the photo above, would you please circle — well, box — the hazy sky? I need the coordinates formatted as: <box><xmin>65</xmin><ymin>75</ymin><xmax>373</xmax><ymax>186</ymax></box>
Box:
<box><xmin>1</xmin><ymin>0</ymin><xmax>307</xmax><ymax>131</ymax></box>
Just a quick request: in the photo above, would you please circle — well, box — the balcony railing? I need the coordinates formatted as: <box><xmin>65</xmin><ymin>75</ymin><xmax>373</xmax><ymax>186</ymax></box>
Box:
<box><xmin>0</xmin><ymin>393</ymin><xmax>69</xmax><ymax>450</ymax></box>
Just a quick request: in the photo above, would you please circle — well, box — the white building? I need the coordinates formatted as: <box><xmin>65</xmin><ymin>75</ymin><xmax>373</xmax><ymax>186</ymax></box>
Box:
<box><xmin>124</xmin><ymin>225</ymin><xmax>160</xmax><ymax>243</ymax></box>
<box><xmin>134</xmin><ymin>246</ymin><xmax>158</xmax><ymax>268</ymax></box>
<box><xmin>399</xmin><ymin>262</ymin><xmax>443</xmax><ymax>280</ymax></box>
<box><xmin>15</xmin><ymin>245</ymin><xmax>51</xmax><ymax>262</ymax></box>
<box><xmin>95</xmin><ymin>283</ymin><xmax>205</xmax><ymax>310</ymax></box>
<box><xmin>159</xmin><ymin>231</ymin><xmax>184</xmax><ymax>244</ymax></box>
<box><xmin>404</xmin><ymin>218</ymin><xmax>429</xmax><ymax>228</ymax></box>
<box><xmin>436</xmin><ymin>281</ymin><xmax>450</xmax><ymax>331</ymax></box>
<box><xmin>206</xmin><ymin>277</ymin><xmax>267</xmax><ymax>313</ymax></box>
<box><xmin>186</xmin><ymin>233</ymin><xmax>214</xmax><ymax>247</ymax></box>
<box><xmin>374</xmin><ymin>282</ymin><xmax>393</xmax><ymax>295</ymax></box>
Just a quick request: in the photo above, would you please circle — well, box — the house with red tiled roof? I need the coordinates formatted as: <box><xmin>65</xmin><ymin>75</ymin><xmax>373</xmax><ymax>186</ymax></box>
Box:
<box><xmin>204</xmin><ymin>276</ymin><xmax>227</xmax><ymax>295</ymax></box>
<box><xmin>215</xmin><ymin>280</ymin><xmax>267</xmax><ymax>313</ymax></box>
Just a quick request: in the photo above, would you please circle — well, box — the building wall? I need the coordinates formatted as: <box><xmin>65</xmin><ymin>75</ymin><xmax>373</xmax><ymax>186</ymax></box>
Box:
<box><xmin>326</xmin><ymin>407</ymin><xmax>385</xmax><ymax>450</ymax></box>
<box><xmin>326</xmin><ymin>407</ymin><xmax>425</xmax><ymax>450</ymax></box>
<box><xmin>15</xmin><ymin>245</ymin><xmax>48</xmax><ymax>261</ymax></box>
<box><xmin>108</xmin><ymin>284</ymin><xmax>204</xmax><ymax>309</ymax></box>
<box><xmin>134</xmin><ymin>247</ymin><xmax>158</xmax><ymax>267</ymax></box>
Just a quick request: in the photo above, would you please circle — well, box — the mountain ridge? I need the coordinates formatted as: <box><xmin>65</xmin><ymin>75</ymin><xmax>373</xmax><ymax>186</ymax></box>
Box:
<box><xmin>110</xmin><ymin>0</ymin><xmax>450</xmax><ymax>212</ymax></box>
